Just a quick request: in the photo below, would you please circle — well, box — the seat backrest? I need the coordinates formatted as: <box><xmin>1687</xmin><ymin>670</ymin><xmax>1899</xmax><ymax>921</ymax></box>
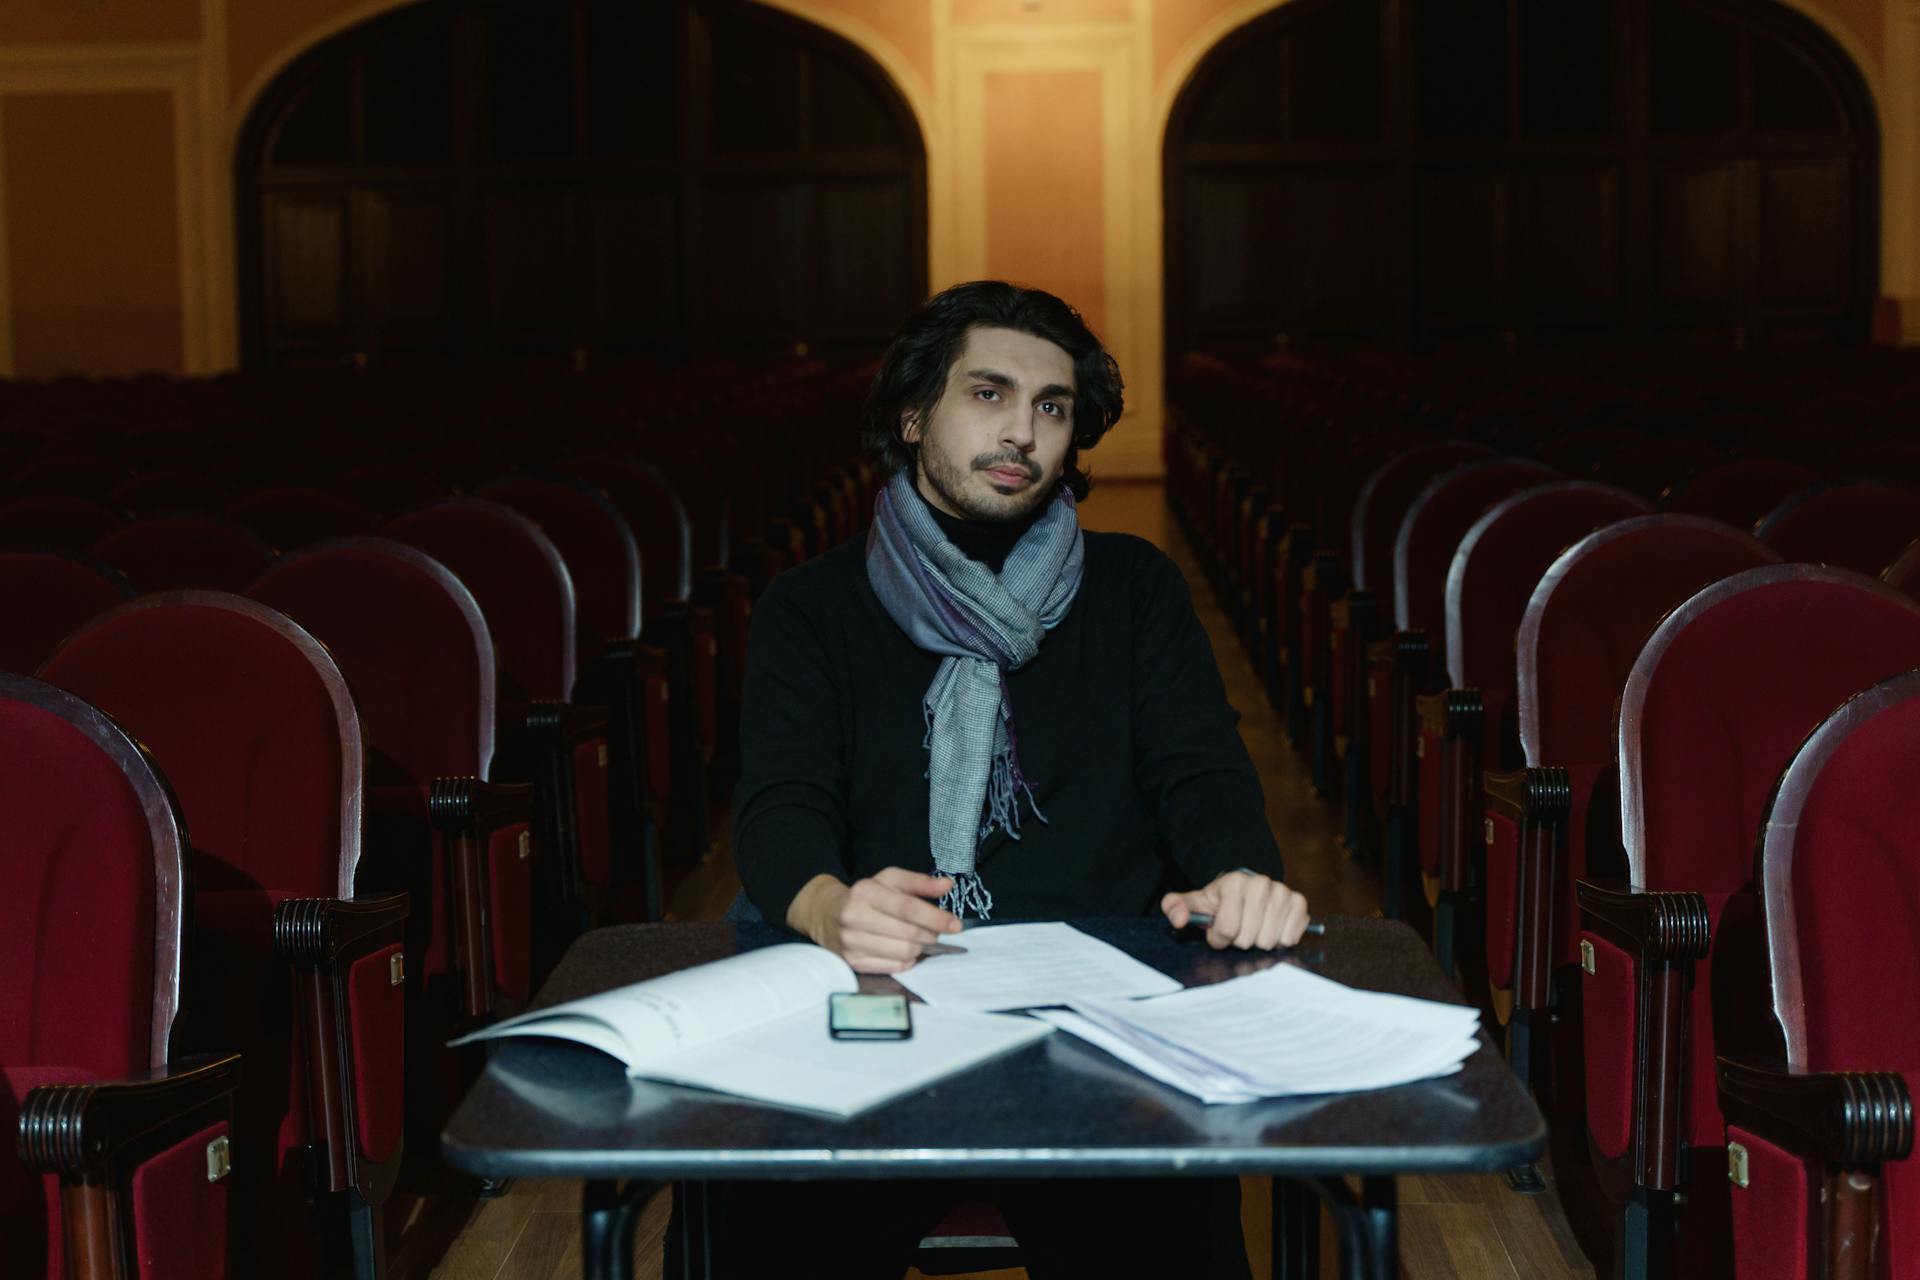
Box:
<box><xmin>480</xmin><ymin>474</ymin><xmax>643</xmax><ymax>646</ymax></box>
<box><xmin>1620</xmin><ymin>565</ymin><xmax>1920</xmax><ymax>897</ymax></box>
<box><xmin>12</xmin><ymin>453</ymin><xmax>122</xmax><ymax>500</ymax></box>
<box><xmin>0</xmin><ymin>673</ymin><xmax>183</xmax><ymax>1074</ymax></box>
<box><xmin>1757</xmin><ymin>668</ymin><xmax>1920</xmax><ymax>1075</ymax></box>
<box><xmin>1665</xmin><ymin>458</ymin><xmax>1819</xmax><ymax>531</ymax></box>
<box><xmin>1394</xmin><ymin>457</ymin><xmax>1559</xmax><ymax>637</ymax></box>
<box><xmin>40</xmin><ymin>592</ymin><xmax>361</xmax><ymax>899</ymax></box>
<box><xmin>1886</xmin><ymin>537</ymin><xmax>1920</xmax><ymax>601</ymax></box>
<box><xmin>1348</xmin><ymin>440</ymin><xmax>1493</xmax><ymax>601</ymax></box>
<box><xmin>251</xmin><ymin>538</ymin><xmax>495</xmax><ymax>788</ymax></box>
<box><xmin>558</xmin><ymin>454</ymin><xmax>693</xmax><ymax>606</ymax></box>
<box><xmin>1445</xmin><ymin>482</ymin><xmax>1650</xmax><ymax>728</ymax></box>
<box><xmin>331</xmin><ymin>463</ymin><xmax>445</xmax><ymax>517</ymax></box>
<box><xmin>109</xmin><ymin>469</ymin><xmax>231</xmax><ymax>518</ymax></box>
<box><xmin>94</xmin><ymin>515</ymin><xmax>274</xmax><ymax>594</ymax></box>
<box><xmin>228</xmin><ymin>486</ymin><xmax>377</xmax><ymax>553</ymax></box>
<box><xmin>1592</xmin><ymin>437</ymin><xmax>1724</xmax><ymax>502</ymax></box>
<box><xmin>1520</xmin><ymin>515</ymin><xmax>1780</xmax><ymax>769</ymax></box>
<box><xmin>1756</xmin><ymin>480</ymin><xmax>1920</xmax><ymax>576</ymax></box>
<box><xmin>0</xmin><ymin>550</ymin><xmax>135</xmax><ymax>674</ymax></box>
<box><xmin>0</xmin><ymin>495</ymin><xmax>125</xmax><ymax>548</ymax></box>
<box><xmin>383</xmin><ymin>498</ymin><xmax>576</xmax><ymax>700</ymax></box>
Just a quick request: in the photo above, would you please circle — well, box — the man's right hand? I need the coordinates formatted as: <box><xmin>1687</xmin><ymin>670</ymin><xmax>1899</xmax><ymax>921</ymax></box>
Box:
<box><xmin>786</xmin><ymin>868</ymin><xmax>964</xmax><ymax>973</ymax></box>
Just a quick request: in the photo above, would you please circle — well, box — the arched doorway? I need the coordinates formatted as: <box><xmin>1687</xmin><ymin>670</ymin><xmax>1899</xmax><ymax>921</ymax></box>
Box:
<box><xmin>1164</xmin><ymin>0</ymin><xmax>1878</xmax><ymax>355</ymax></box>
<box><xmin>237</xmin><ymin>0</ymin><xmax>927</xmax><ymax>370</ymax></box>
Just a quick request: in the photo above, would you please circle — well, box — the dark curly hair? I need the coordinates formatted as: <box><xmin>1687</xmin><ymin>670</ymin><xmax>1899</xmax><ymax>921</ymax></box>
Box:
<box><xmin>860</xmin><ymin>280</ymin><xmax>1124</xmax><ymax>501</ymax></box>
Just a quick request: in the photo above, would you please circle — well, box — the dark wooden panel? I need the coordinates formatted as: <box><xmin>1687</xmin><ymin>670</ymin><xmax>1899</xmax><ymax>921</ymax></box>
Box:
<box><xmin>1182</xmin><ymin>172</ymin><xmax>1295</xmax><ymax>335</ymax></box>
<box><xmin>1292</xmin><ymin>172</ymin><xmax>1393</xmax><ymax>335</ymax></box>
<box><xmin>591</xmin><ymin>189</ymin><xmax>678</xmax><ymax>332</ymax></box>
<box><xmin>486</xmin><ymin>192</ymin><xmax>576</xmax><ymax>331</ymax></box>
<box><xmin>1522</xmin><ymin>169</ymin><xmax>1620</xmax><ymax>307</ymax></box>
<box><xmin>1653</xmin><ymin>164</ymin><xmax>1737</xmax><ymax>303</ymax></box>
<box><xmin>1759</xmin><ymin>161</ymin><xmax>1848</xmax><ymax>303</ymax></box>
<box><xmin>268</xmin><ymin>196</ymin><xmax>347</xmax><ymax>332</ymax></box>
<box><xmin>367</xmin><ymin>194</ymin><xmax>453</xmax><ymax>328</ymax></box>
<box><xmin>815</xmin><ymin>180</ymin><xmax>912</xmax><ymax>334</ymax></box>
<box><xmin>1417</xmin><ymin>172</ymin><xmax>1505</xmax><ymax>325</ymax></box>
<box><xmin>703</xmin><ymin>182</ymin><xmax>807</xmax><ymax>343</ymax></box>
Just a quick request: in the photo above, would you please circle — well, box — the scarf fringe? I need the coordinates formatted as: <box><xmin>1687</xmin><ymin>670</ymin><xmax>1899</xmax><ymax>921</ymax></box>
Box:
<box><xmin>938</xmin><ymin>871</ymin><xmax>995</xmax><ymax>921</ymax></box>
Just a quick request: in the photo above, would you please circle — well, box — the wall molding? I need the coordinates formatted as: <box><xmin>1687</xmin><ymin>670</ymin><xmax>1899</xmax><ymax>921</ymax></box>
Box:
<box><xmin>0</xmin><ymin>42</ymin><xmax>211</xmax><ymax>374</ymax></box>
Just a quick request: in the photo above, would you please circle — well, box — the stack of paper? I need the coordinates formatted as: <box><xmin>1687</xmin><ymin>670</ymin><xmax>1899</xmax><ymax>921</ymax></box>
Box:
<box><xmin>893</xmin><ymin>921</ymin><xmax>1183</xmax><ymax>1009</ymax></box>
<box><xmin>1032</xmin><ymin>962</ymin><xmax>1482</xmax><ymax>1104</ymax></box>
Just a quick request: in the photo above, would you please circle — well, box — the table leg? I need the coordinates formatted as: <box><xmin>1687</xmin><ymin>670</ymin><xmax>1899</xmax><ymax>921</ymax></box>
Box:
<box><xmin>582</xmin><ymin>1179</ymin><xmax>655</xmax><ymax>1280</ymax></box>
<box><xmin>1271</xmin><ymin>1177</ymin><xmax>1322</xmax><ymax>1280</ymax></box>
<box><xmin>1305</xmin><ymin>1175</ymin><xmax>1399</xmax><ymax>1280</ymax></box>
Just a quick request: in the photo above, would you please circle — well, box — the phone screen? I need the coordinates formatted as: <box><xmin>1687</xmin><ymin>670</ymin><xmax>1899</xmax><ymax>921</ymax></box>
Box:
<box><xmin>827</xmin><ymin>992</ymin><xmax>913</xmax><ymax>1040</ymax></box>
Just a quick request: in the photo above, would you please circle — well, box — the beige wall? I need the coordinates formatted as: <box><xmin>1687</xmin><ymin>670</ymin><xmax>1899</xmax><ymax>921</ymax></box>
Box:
<box><xmin>3</xmin><ymin>0</ymin><xmax>1917</xmax><ymax>452</ymax></box>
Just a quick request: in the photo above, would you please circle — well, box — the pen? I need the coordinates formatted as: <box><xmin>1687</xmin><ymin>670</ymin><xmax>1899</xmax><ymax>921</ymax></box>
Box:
<box><xmin>1183</xmin><ymin>914</ymin><xmax>1326</xmax><ymax>936</ymax></box>
<box><xmin>921</xmin><ymin>941</ymin><xmax>969</xmax><ymax>957</ymax></box>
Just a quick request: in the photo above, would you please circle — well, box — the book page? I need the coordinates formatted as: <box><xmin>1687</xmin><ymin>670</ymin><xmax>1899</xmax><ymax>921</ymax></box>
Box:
<box><xmin>455</xmin><ymin>943</ymin><xmax>856</xmax><ymax>1068</ymax></box>
<box><xmin>892</xmin><ymin>922</ymin><xmax>1182</xmax><ymax>1011</ymax></box>
<box><xmin>649</xmin><ymin>1005</ymin><xmax>1054</xmax><ymax>1117</ymax></box>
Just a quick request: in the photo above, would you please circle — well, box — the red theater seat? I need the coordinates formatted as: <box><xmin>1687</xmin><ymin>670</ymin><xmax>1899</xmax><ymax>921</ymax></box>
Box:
<box><xmin>2</xmin><ymin>674</ymin><xmax>240</xmax><ymax>1280</ymax></box>
<box><xmin>251</xmin><ymin>539</ymin><xmax>535</xmax><ymax>1020</ymax></box>
<box><xmin>1416</xmin><ymin>481</ymin><xmax>1649</xmax><ymax>989</ymax></box>
<box><xmin>1666</xmin><ymin>458</ymin><xmax>1820</xmax><ymax>531</ymax></box>
<box><xmin>1887</xmin><ymin>538</ymin><xmax>1920</xmax><ymax>600</ymax></box>
<box><xmin>383</xmin><ymin>500</ymin><xmax>616</xmax><ymax>946</ymax></box>
<box><xmin>39</xmin><ymin>595</ymin><xmax>407</xmax><ymax>1280</ymax></box>
<box><xmin>0</xmin><ymin>549</ymin><xmax>134</xmax><ymax>673</ymax></box>
<box><xmin>1485</xmin><ymin>515</ymin><xmax>1777</xmax><ymax>1104</ymax></box>
<box><xmin>1593</xmin><ymin>437</ymin><xmax>1725</xmax><ymax>503</ymax></box>
<box><xmin>1757</xmin><ymin>480</ymin><xmax>1920</xmax><ymax>576</ymax></box>
<box><xmin>1716</xmin><ymin>669</ymin><xmax>1920</xmax><ymax>1280</ymax></box>
<box><xmin>1575</xmin><ymin>567</ymin><xmax>1920</xmax><ymax>1280</ymax></box>
<box><xmin>94</xmin><ymin>514</ymin><xmax>274</xmax><ymax>594</ymax></box>
<box><xmin>332</xmin><ymin>463</ymin><xmax>446</xmax><ymax>517</ymax></box>
<box><xmin>109</xmin><ymin>468</ymin><xmax>232</xmax><ymax>518</ymax></box>
<box><xmin>11</xmin><ymin>452</ymin><xmax>123</xmax><ymax>499</ymax></box>
<box><xmin>0</xmin><ymin>494</ymin><xmax>125</xmax><ymax>547</ymax></box>
<box><xmin>229</xmin><ymin>485</ymin><xmax>378</xmax><ymax>552</ymax></box>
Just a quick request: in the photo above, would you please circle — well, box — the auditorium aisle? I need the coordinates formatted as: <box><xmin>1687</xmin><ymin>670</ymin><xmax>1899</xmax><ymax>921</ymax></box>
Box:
<box><xmin>418</xmin><ymin>480</ymin><xmax>1595</xmax><ymax>1280</ymax></box>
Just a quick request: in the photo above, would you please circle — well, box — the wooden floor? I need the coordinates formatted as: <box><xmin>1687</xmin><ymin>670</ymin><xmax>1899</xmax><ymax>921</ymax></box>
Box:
<box><xmin>411</xmin><ymin>480</ymin><xmax>1598</xmax><ymax>1280</ymax></box>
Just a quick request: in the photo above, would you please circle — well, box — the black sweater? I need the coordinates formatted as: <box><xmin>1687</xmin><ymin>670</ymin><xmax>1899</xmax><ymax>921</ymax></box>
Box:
<box><xmin>732</xmin><ymin>528</ymin><xmax>1286</xmax><ymax>926</ymax></box>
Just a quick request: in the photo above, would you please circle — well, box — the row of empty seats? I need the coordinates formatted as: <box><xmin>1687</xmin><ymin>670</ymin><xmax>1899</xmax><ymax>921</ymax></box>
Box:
<box><xmin>1170</xmin><ymin>347</ymin><xmax>1920</xmax><ymax>1280</ymax></box>
<box><xmin>1</xmin><ymin>359</ymin><xmax>873</xmax><ymax>1277</ymax></box>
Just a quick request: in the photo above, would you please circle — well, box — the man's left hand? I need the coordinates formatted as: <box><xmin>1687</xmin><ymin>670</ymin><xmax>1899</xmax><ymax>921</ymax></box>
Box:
<box><xmin>1161</xmin><ymin>871</ymin><xmax>1310</xmax><ymax>950</ymax></box>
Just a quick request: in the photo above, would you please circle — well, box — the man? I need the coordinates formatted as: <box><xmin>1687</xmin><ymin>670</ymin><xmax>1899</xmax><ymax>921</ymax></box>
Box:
<box><xmin>716</xmin><ymin>281</ymin><xmax>1309</xmax><ymax>1277</ymax></box>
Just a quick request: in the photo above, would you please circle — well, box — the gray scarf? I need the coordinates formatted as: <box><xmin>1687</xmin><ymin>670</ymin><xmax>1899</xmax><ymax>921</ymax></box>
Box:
<box><xmin>865</xmin><ymin>469</ymin><xmax>1085</xmax><ymax>918</ymax></box>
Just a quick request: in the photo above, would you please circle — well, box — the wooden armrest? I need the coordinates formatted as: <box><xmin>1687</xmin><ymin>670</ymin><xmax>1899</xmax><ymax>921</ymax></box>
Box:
<box><xmin>429</xmin><ymin>776</ymin><xmax>536</xmax><ymax>1018</ymax></box>
<box><xmin>1415</xmin><ymin>688</ymin><xmax>1483</xmax><ymax>893</ymax></box>
<box><xmin>1373</xmin><ymin>630</ymin><xmax>1430</xmax><ymax>808</ymax></box>
<box><xmin>1575</xmin><ymin>879</ymin><xmax>1711</xmax><ymax>960</ymax></box>
<box><xmin>272</xmin><ymin>893</ymin><xmax>409</xmax><ymax>1205</ymax></box>
<box><xmin>643</xmin><ymin>600</ymin><xmax>719</xmax><ymax>761</ymax></box>
<box><xmin>1485</xmin><ymin>767</ymin><xmax>1571</xmax><ymax>1014</ymax></box>
<box><xmin>19</xmin><ymin>1053</ymin><xmax>242</xmax><ymax>1179</ymax></box>
<box><xmin>1718</xmin><ymin>1056</ymin><xmax>1914</xmax><ymax>1168</ymax></box>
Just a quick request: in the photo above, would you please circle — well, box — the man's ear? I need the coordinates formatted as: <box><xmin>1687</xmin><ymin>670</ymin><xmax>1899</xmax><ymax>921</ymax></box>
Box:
<box><xmin>899</xmin><ymin>411</ymin><xmax>921</xmax><ymax>445</ymax></box>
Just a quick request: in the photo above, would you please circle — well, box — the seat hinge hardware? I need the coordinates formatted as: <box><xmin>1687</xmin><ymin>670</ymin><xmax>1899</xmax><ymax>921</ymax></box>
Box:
<box><xmin>1727</xmin><ymin>1142</ymin><xmax>1750</xmax><ymax>1188</ymax></box>
<box><xmin>1485</xmin><ymin>817</ymin><xmax>1495</xmax><ymax>845</ymax></box>
<box><xmin>519</xmin><ymin>829</ymin><xmax>532</xmax><ymax>860</ymax></box>
<box><xmin>1580</xmin><ymin>939</ymin><xmax>1596</xmax><ymax>975</ymax></box>
<box><xmin>206</xmin><ymin>1135</ymin><xmax>231</xmax><ymax>1182</ymax></box>
<box><xmin>389</xmin><ymin>952</ymin><xmax>405</xmax><ymax>986</ymax></box>
<box><xmin>597</xmin><ymin>743</ymin><xmax>609</xmax><ymax>768</ymax></box>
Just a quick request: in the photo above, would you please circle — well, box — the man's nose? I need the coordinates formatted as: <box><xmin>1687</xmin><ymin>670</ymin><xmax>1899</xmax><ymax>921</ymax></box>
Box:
<box><xmin>1000</xmin><ymin>412</ymin><xmax>1036</xmax><ymax>451</ymax></box>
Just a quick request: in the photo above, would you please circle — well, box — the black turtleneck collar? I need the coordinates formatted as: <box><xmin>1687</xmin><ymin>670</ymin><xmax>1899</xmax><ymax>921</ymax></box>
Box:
<box><xmin>913</xmin><ymin>479</ymin><xmax>1047</xmax><ymax>574</ymax></box>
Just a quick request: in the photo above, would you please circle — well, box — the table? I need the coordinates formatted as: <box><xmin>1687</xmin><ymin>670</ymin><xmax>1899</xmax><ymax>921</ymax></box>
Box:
<box><xmin>441</xmin><ymin>916</ymin><xmax>1545</xmax><ymax>1279</ymax></box>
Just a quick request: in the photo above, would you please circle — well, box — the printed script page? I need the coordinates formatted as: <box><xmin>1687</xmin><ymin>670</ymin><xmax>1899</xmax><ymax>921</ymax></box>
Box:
<box><xmin>892</xmin><ymin>921</ymin><xmax>1183</xmax><ymax>1011</ymax></box>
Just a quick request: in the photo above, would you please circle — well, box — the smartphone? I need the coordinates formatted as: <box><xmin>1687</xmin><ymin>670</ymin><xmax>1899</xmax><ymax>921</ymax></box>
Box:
<box><xmin>827</xmin><ymin>992</ymin><xmax>913</xmax><ymax>1040</ymax></box>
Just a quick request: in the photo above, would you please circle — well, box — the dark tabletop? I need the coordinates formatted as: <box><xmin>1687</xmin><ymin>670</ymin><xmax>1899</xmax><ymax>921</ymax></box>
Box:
<box><xmin>440</xmin><ymin>916</ymin><xmax>1546</xmax><ymax>1181</ymax></box>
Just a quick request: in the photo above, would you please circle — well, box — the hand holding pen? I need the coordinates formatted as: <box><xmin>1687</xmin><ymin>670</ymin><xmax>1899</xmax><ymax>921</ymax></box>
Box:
<box><xmin>1160</xmin><ymin>868</ymin><xmax>1314</xmax><ymax>950</ymax></box>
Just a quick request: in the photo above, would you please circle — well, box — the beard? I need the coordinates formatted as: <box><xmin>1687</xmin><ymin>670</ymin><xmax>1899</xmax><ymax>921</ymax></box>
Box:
<box><xmin>918</xmin><ymin>445</ymin><xmax>1051</xmax><ymax>523</ymax></box>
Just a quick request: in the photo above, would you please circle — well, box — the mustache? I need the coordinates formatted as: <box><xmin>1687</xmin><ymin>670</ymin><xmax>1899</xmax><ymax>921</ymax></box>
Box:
<box><xmin>971</xmin><ymin>452</ymin><xmax>1041</xmax><ymax>481</ymax></box>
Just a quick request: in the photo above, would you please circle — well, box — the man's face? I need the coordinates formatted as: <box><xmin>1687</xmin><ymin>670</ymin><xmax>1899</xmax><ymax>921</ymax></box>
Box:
<box><xmin>903</xmin><ymin>325</ymin><xmax>1076</xmax><ymax>523</ymax></box>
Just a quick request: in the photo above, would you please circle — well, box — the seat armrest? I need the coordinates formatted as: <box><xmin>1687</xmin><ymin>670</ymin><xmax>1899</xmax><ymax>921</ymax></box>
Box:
<box><xmin>1415</xmin><ymin>688</ymin><xmax>1483</xmax><ymax>892</ymax></box>
<box><xmin>1718</xmin><ymin>1056</ymin><xmax>1914</xmax><ymax>1168</ymax></box>
<box><xmin>19</xmin><ymin>1053</ymin><xmax>242</xmax><ymax>1179</ymax></box>
<box><xmin>430</xmin><ymin>776</ymin><xmax>537</xmax><ymax>1018</ymax></box>
<box><xmin>273</xmin><ymin>893</ymin><xmax>409</xmax><ymax>1206</ymax></box>
<box><xmin>1485</xmin><ymin>767</ymin><xmax>1571</xmax><ymax>1014</ymax></box>
<box><xmin>1575</xmin><ymin>879</ymin><xmax>1711</xmax><ymax>960</ymax></box>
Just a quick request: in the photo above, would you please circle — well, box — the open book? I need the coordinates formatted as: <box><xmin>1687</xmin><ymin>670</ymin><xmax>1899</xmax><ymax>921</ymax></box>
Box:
<box><xmin>451</xmin><ymin>944</ymin><xmax>1052</xmax><ymax>1118</ymax></box>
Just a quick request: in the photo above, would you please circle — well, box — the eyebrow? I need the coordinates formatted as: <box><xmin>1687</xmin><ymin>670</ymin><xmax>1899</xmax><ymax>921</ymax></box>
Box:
<box><xmin>962</xmin><ymin>369</ymin><xmax>1077</xmax><ymax>401</ymax></box>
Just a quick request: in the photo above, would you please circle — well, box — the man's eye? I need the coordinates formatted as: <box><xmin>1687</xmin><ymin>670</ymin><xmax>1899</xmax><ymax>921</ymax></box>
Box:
<box><xmin>975</xmin><ymin>387</ymin><xmax>1000</xmax><ymax>401</ymax></box>
<box><xmin>1039</xmin><ymin>402</ymin><xmax>1064</xmax><ymax>417</ymax></box>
